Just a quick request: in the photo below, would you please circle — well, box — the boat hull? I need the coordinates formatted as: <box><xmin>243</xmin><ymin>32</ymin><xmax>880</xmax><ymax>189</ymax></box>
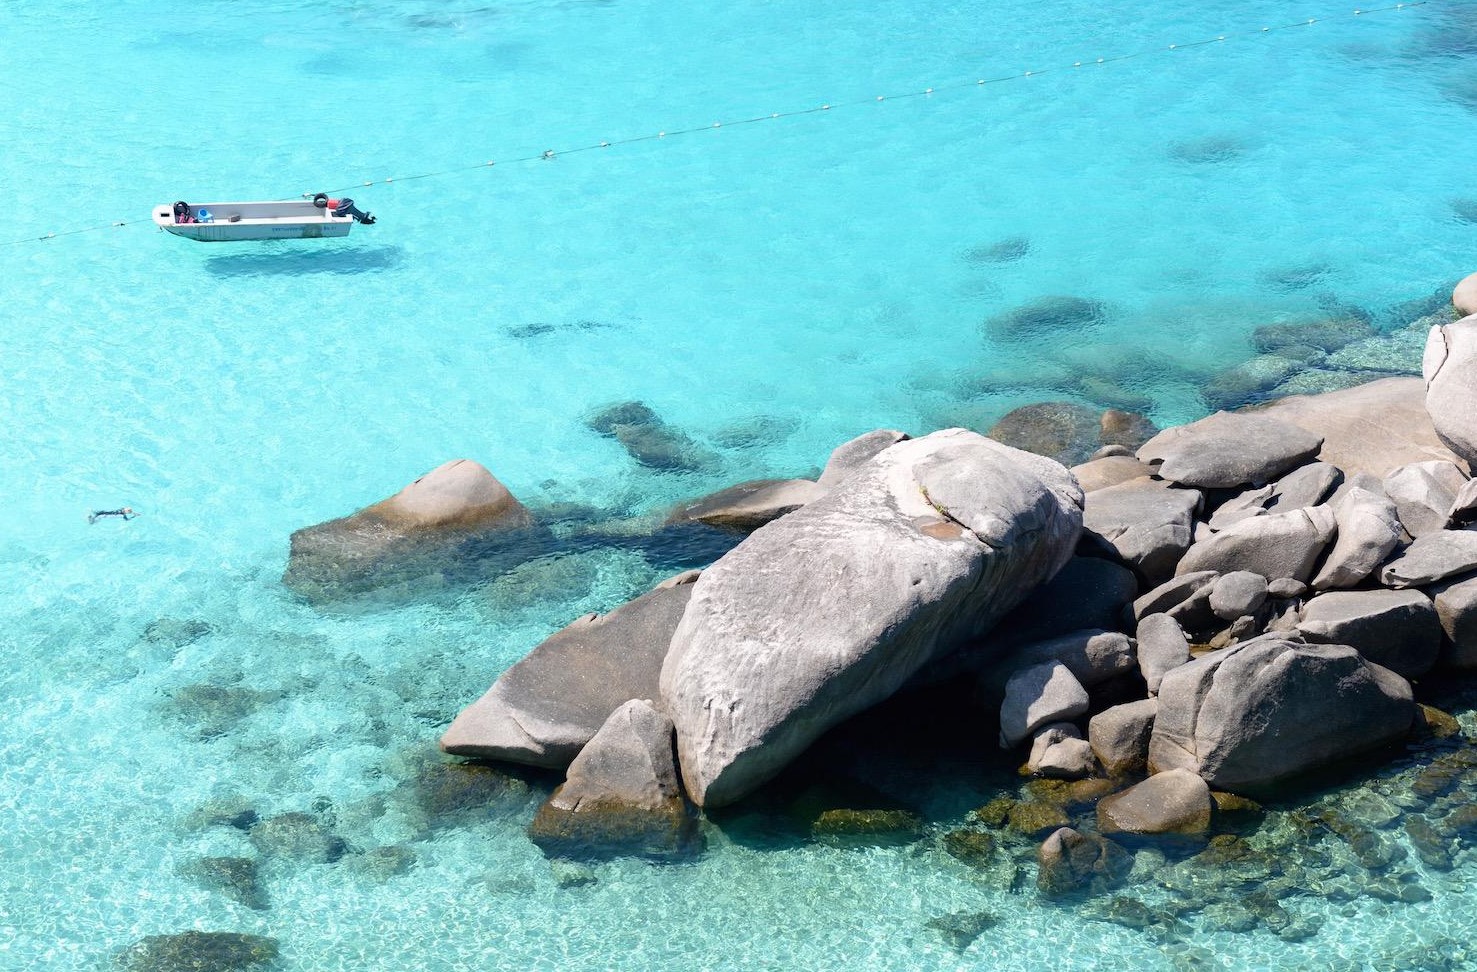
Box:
<box><xmin>153</xmin><ymin>200</ymin><xmax>354</xmax><ymax>242</ymax></box>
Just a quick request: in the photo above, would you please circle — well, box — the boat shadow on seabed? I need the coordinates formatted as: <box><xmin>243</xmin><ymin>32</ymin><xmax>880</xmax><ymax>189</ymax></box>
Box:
<box><xmin>202</xmin><ymin>244</ymin><xmax>407</xmax><ymax>278</ymax></box>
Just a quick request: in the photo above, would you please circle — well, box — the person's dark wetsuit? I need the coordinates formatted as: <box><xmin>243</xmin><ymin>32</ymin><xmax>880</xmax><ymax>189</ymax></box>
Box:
<box><xmin>88</xmin><ymin>508</ymin><xmax>137</xmax><ymax>524</ymax></box>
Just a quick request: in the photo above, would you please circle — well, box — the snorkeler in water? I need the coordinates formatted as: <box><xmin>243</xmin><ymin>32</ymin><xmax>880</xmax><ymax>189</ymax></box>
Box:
<box><xmin>88</xmin><ymin>507</ymin><xmax>137</xmax><ymax>524</ymax></box>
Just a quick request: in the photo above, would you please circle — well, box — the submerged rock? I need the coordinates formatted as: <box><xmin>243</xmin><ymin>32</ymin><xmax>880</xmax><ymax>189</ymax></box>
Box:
<box><xmin>248</xmin><ymin>811</ymin><xmax>346</xmax><ymax>864</ymax></box>
<box><xmin>661</xmin><ymin>429</ymin><xmax>1084</xmax><ymax>807</ymax></box>
<box><xmin>587</xmin><ymin>400</ymin><xmax>718</xmax><ymax>472</ymax></box>
<box><xmin>179</xmin><ymin>856</ymin><xmax>268</xmax><ymax>911</ymax></box>
<box><xmin>283</xmin><ymin>459</ymin><xmax>544</xmax><ymax>602</ymax></box>
<box><xmin>984</xmin><ymin>296</ymin><xmax>1109</xmax><ymax>342</ymax></box>
<box><xmin>811</xmin><ymin>808</ymin><xmax>924</xmax><ymax>848</ymax></box>
<box><xmin>1251</xmin><ymin>315</ymin><xmax>1377</xmax><ymax>354</ymax></box>
<box><xmin>441</xmin><ymin>573</ymin><xmax>697</xmax><ymax>767</ymax></box>
<box><xmin>986</xmin><ymin>401</ymin><xmax>1102</xmax><ymax>467</ymax></box>
<box><xmin>925</xmin><ymin>909</ymin><xmax>1001</xmax><ymax>952</ymax></box>
<box><xmin>665</xmin><ymin>478</ymin><xmax>822</xmax><ymax>532</ymax></box>
<box><xmin>117</xmin><ymin>931</ymin><xmax>279</xmax><ymax>972</ymax></box>
<box><xmin>1037</xmin><ymin>827</ymin><xmax>1132</xmax><ymax>898</ymax></box>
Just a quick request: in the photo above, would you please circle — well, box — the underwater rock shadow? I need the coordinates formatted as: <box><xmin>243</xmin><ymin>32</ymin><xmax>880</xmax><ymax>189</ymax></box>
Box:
<box><xmin>203</xmin><ymin>244</ymin><xmax>406</xmax><ymax>278</ymax></box>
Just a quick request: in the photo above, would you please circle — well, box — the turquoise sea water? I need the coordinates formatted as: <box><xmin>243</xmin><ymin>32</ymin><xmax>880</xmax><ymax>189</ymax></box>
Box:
<box><xmin>4</xmin><ymin>0</ymin><xmax>1477</xmax><ymax>968</ymax></box>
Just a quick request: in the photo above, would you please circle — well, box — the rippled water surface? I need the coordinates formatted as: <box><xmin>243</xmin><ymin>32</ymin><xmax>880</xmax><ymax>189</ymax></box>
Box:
<box><xmin>4</xmin><ymin>0</ymin><xmax>1477</xmax><ymax>968</ymax></box>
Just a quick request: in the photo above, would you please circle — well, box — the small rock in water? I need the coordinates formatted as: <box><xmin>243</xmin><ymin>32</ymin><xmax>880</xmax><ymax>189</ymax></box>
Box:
<box><xmin>1450</xmin><ymin>197</ymin><xmax>1477</xmax><ymax>223</ymax></box>
<box><xmin>346</xmin><ymin>844</ymin><xmax>417</xmax><ymax>882</ymax></box>
<box><xmin>983</xmin><ymin>295</ymin><xmax>1108</xmax><ymax>341</ymax></box>
<box><xmin>940</xmin><ymin>829</ymin><xmax>996</xmax><ymax>867</ymax></box>
<box><xmin>925</xmin><ymin>909</ymin><xmax>999</xmax><ymax>952</ymax></box>
<box><xmin>143</xmin><ymin>617</ymin><xmax>214</xmax><ymax>648</ymax></box>
<box><xmin>249</xmin><ymin>811</ymin><xmax>347</xmax><ymax>864</ymax></box>
<box><xmin>179</xmin><ymin>856</ymin><xmax>268</xmax><ymax>911</ymax></box>
<box><xmin>1168</xmin><ymin>134</ymin><xmax>1247</xmax><ymax>164</ymax></box>
<box><xmin>116</xmin><ymin>931</ymin><xmax>279</xmax><ymax>972</ymax></box>
<box><xmin>1258</xmin><ymin>263</ymin><xmax>1334</xmax><ymax>292</ymax></box>
<box><xmin>180</xmin><ymin>795</ymin><xmax>259</xmax><ymax>832</ymax></box>
<box><xmin>811</xmin><ymin>808</ymin><xmax>923</xmax><ymax>848</ymax></box>
<box><xmin>549</xmin><ymin>857</ymin><xmax>598</xmax><ymax>889</ymax></box>
<box><xmin>963</xmin><ymin>236</ymin><xmax>1030</xmax><ymax>264</ymax></box>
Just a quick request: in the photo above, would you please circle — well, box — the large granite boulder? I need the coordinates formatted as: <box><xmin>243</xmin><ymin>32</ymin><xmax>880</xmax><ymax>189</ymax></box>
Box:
<box><xmin>1136</xmin><ymin>412</ymin><xmax>1323</xmax><ymax>489</ymax></box>
<box><xmin>1096</xmin><ymin>768</ymin><xmax>1213</xmax><ymax>836</ymax></box>
<box><xmin>1175</xmin><ymin>505</ymin><xmax>1336</xmax><ymax>583</ymax></box>
<box><xmin>441</xmin><ymin>573</ymin><xmax>697</xmax><ymax>767</ymax></box>
<box><xmin>1070</xmin><ymin>455</ymin><xmax>1156</xmax><ymax>492</ymax></box>
<box><xmin>1255</xmin><ymin>377</ymin><xmax>1468</xmax><ymax>479</ymax></box>
<box><xmin>1296</xmin><ymin>589</ymin><xmax>1443</xmax><ymax>679</ymax></box>
<box><xmin>1310</xmin><ymin>487</ymin><xmax>1403</xmax><ymax>590</ymax></box>
<box><xmin>1454</xmin><ymin>272</ymin><xmax>1477</xmax><ymax>317</ymax></box>
<box><xmin>816</xmin><ymin>429</ymin><xmax>909</xmax><ymax>489</ymax></box>
<box><xmin>283</xmin><ymin>459</ymin><xmax>540</xmax><ymax>601</ymax></box>
<box><xmin>1380</xmin><ymin>530</ymin><xmax>1477</xmax><ymax>589</ymax></box>
<box><xmin>660</xmin><ymin>429</ymin><xmax>1084</xmax><ymax>807</ymax></box>
<box><xmin>1089</xmin><ymin>698</ymin><xmax>1159</xmax><ymax>776</ymax></box>
<box><xmin>1148</xmin><ymin>637</ymin><xmax>1414</xmax><ymax>794</ymax></box>
<box><xmin>666</xmin><ymin>478</ymin><xmax>823</xmax><ymax>532</ymax></box>
<box><xmin>1429</xmin><ymin>574</ymin><xmax>1477</xmax><ymax>667</ymax></box>
<box><xmin>985</xmin><ymin>629</ymin><xmax>1136</xmax><ymax>695</ymax></box>
<box><xmin>1082</xmin><ymin>478</ymin><xmax>1201</xmax><ymax>582</ymax></box>
<box><xmin>527</xmin><ymin>700</ymin><xmax>702</xmax><ymax>861</ymax></box>
<box><xmin>1000</xmin><ymin>660</ymin><xmax>1091</xmax><ymax>747</ymax></box>
<box><xmin>1424</xmin><ymin>314</ymin><xmax>1477</xmax><ymax>466</ymax></box>
<box><xmin>1384</xmin><ymin>461</ymin><xmax>1469</xmax><ymax>538</ymax></box>
<box><xmin>1136</xmin><ymin>614</ymin><xmax>1189</xmax><ymax>694</ymax></box>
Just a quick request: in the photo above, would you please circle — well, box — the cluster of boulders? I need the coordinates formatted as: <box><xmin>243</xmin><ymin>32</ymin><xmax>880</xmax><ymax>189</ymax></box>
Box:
<box><xmin>282</xmin><ymin>298</ymin><xmax>1477</xmax><ymax>887</ymax></box>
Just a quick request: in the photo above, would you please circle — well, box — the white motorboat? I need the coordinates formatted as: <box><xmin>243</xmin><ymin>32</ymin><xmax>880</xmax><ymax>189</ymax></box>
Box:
<box><xmin>153</xmin><ymin>194</ymin><xmax>375</xmax><ymax>242</ymax></box>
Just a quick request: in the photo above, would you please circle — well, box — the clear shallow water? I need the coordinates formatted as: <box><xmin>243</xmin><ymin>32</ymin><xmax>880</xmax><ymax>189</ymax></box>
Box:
<box><xmin>4</xmin><ymin>0</ymin><xmax>1477</xmax><ymax>968</ymax></box>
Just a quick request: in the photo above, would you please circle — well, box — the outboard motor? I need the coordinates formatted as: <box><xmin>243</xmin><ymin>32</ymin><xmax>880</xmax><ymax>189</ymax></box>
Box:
<box><xmin>311</xmin><ymin>192</ymin><xmax>375</xmax><ymax>225</ymax></box>
<box><xmin>333</xmin><ymin>198</ymin><xmax>376</xmax><ymax>225</ymax></box>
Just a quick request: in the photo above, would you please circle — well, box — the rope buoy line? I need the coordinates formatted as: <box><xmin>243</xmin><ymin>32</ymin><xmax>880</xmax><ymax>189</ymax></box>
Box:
<box><xmin>1</xmin><ymin>0</ymin><xmax>1430</xmax><ymax>248</ymax></box>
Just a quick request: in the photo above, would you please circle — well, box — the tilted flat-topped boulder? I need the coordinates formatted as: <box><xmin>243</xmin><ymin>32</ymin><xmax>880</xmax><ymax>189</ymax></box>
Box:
<box><xmin>1136</xmin><ymin>412</ymin><xmax>1322</xmax><ymax>489</ymax></box>
<box><xmin>660</xmin><ymin>429</ymin><xmax>1084</xmax><ymax>807</ymax></box>
<box><xmin>440</xmin><ymin>573</ymin><xmax>697</xmax><ymax>766</ymax></box>
<box><xmin>1254</xmin><ymin>376</ymin><xmax>1468</xmax><ymax>478</ymax></box>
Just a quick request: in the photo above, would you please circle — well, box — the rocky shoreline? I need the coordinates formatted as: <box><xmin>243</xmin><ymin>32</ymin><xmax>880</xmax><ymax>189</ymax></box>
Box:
<box><xmin>188</xmin><ymin>296</ymin><xmax>1473</xmax><ymax>968</ymax></box>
